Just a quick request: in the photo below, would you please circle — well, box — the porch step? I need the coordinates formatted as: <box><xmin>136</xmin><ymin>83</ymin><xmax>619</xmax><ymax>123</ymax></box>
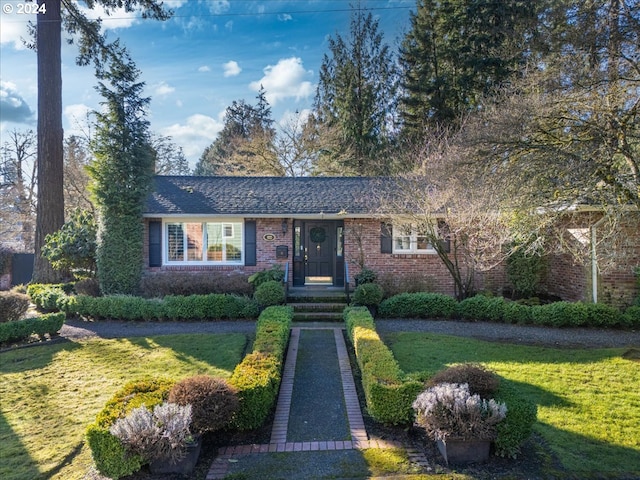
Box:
<box><xmin>292</xmin><ymin>311</ymin><xmax>344</xmax><ymax>322</ymax></box>
<box><xmin>287</xmin><ymin>287</ymin><xmax>350</xmax><ymax>322</ymax></box>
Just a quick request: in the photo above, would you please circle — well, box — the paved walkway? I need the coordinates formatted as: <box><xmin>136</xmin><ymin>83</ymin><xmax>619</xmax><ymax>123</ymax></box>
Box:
<box><xmin>206</xmin><ymin>326</ymin><xmax>408</xmax><ymax>479</ymax></box>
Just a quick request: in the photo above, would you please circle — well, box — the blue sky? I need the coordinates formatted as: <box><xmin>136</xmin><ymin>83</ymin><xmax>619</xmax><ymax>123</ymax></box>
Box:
<box><xmin>0</xmin><ymin>0</ymin><xmax>413</xmax><ymax>168</ymax></box>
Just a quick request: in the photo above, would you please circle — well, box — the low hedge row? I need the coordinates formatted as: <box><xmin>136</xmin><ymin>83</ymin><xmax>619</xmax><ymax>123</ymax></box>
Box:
<box><xmin>344</xmin><ymin>307</ymin><xmax>537</xmax><ymax>458</ymax></box>
<box><xmin>86</xmin><ymin>378</ymin><xmax>175</xmax><ymax>479</ymax></box>
<box><xmin>0</xmin><ymin>312</ymin><xmax>65</xmax><ymax>344</ymax></box>
<box><xmin>86</xmin><ymin>307</ymin><xmax>292</xmax><ymax>478</ymax></box>
<box><xmin>344</xmin><ymin>307</ymin><xmax>422</xmax><ymax>425</ymax></box>
<box><xmin>380</xmin><ymin>292</ymin><xmax>639</xmax><ymax>328</ymax></box>
<box><xmin>31</xmin><ymin>289</ymin><xmax>260</xmax><ymax>321</ymax></box>
<box><xmin>230</xmin><ymin>306</ymin><xmax>292</xmax><ymax>430</ymax></box>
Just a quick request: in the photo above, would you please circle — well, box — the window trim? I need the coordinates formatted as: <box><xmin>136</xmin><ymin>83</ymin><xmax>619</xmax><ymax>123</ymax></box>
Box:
<box><xmin>392</xmin><ymin>223</ymin><xmax>437</xmax><ymax>254</ymax></box>
<box><xmin>163</xmin><ymin>218</ymin><xmax>245</xmax><ymax>265</ymax></box>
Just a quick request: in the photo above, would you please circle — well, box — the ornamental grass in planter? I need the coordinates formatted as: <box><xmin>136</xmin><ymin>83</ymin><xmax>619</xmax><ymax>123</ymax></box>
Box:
<box><xmin>412</xmin><ymin>383</ymin><xmax>507</xmax><ymax>465</ymax></box>
<box><xmin>109</xmin><ymin>402</ymin><xmax>201</xmax><ymax>475</ymax></box>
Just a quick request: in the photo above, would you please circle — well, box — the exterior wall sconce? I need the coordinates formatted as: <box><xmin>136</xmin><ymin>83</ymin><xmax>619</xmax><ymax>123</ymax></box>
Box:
<box><xmin>282</xmin><ymin>219</ymin><xmax>288</xmax><ymax>235</ymax></box>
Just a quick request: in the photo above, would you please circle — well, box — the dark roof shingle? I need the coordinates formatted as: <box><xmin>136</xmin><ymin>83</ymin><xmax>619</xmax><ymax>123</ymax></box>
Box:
<box><xmin>144</xmin><ymin>176</ymin><xmax>389</xmax><ymax>216</ymax></box>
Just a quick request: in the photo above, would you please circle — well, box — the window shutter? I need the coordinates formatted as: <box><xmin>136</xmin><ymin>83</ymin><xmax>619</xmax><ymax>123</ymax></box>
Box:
<box><xmin>149</xmin><ymin>221</ymin><xmax>162</xmax><ymax>267</ymax></box>
<box><xmin>245</xmin><ymin>220</ymin><xmax>257</xmax><ymax>266</ymax></box>
<box><xmin>380</xmin><ymin>222</ymin><xmax>393</xmax><ymax>254</ymax></box>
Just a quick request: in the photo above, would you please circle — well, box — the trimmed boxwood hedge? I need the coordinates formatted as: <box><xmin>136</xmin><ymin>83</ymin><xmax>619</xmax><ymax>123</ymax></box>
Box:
<box><xmin>86</xmin><ymin>307</ymin><xmax>292</xmax><ymax>478</ymax></box>
<box><xmin>0</xmin><ymin>312</ymin><xmax>65</xmax><ymax>344</ymax></box>
<box><xmin>379</xmin><ymin>292</ymin><xmax>638</xmax><ymax>329</ymax></box>
<box><xmin>379</xmin><ymin>292</ymin><xmax>457</xmax><ymax>319</ymax></box>
<box><xmin>47</xmin><ymin>290</ymin><xmax>259</xmax><ymax>321</ymax></box>
<box><xmin>229</xmin><ymin>305</ymin><xmax>292</xmax><ymax>430</ymax></box>
<box><xmin>345</xmin><ymin>306</ymin><xmax>537</xmax><ymax>457</ymax></box>
<box><xmin>344</xmin><ymin>307</ymin><xmax>422</xmax><ymax>425</ymax></box>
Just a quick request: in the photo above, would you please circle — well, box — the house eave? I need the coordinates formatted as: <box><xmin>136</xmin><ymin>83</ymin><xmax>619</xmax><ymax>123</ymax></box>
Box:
<box><xmin>141</xmin><ymin>212</ymin><xmax>381</xmax><ymax>220</ymax></box>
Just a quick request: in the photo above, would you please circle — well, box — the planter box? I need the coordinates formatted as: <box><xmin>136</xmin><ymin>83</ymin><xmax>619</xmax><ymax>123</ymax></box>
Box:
<box><xmin>149</xmin><ymin>437</ymin><xmax>202</xmax><ymax>475</ymax></box>
<box><xmin>436</xmin><ymin>438</ymin><xmax>491</xmax><ymax>465</ymax></box>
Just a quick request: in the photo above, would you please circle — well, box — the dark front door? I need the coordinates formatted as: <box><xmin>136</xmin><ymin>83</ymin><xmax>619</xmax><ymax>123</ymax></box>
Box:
<box><xmin>304</xmin><ymin>222</ymin><xmax>333</xmax><ymax>284</ymax></box>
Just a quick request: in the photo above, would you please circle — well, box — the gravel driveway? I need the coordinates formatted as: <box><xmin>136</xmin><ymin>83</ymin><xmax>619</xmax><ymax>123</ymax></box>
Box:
<box><xmin>59</xmin><ymin>317</ymin><xmax>640</xmax><ymax>348</ymax></box>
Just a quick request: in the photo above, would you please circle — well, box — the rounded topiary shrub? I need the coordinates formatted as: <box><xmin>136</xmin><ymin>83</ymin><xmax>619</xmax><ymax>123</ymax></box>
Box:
<box><xmin>428</xmin><ymin>363</ymin><xmax>500</xmax><ymax>399</ymax></box>
<box><xmin>353</xmin><ymin>283</ymin><xmax>384</xmax><ymax>307</ymax></box>
<box><xmin>254</xmin><ymin>280</ymin><xmax>285</xmax><ymax>307</ymax></box>
<box><xmin>169</xmin><ymin>375</ymin><xmax>239</xmax><ymax>435</ymax></box>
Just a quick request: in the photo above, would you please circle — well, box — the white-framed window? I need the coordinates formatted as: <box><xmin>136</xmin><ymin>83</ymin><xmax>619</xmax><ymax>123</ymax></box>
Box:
<box><xmin>393</xmin><ymin>223</ymin><xmax>436</xmax><ymax>254</ymax></box>
<box><xmin>165</xmin><ymin>219</ymin><xmax>243</xmax><ymax>264</ymax></box>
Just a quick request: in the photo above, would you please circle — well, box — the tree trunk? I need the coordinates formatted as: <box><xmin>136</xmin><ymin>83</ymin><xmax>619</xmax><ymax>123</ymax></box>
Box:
<box><xmin>33</xmin><ymin>0</ymin><xmax>65</xmax><ymax>283</ymax></box>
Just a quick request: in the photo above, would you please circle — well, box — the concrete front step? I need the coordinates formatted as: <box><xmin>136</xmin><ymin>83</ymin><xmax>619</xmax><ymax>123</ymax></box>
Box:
<box><xmin>288</xmin><ymin>302</ymin><xmax>346</xmax><ymax>313</ymax></box>
<box><xmin>292</xmin><ymin>311</ymin><xmax>344</xmax><ymax>322</ymax></box>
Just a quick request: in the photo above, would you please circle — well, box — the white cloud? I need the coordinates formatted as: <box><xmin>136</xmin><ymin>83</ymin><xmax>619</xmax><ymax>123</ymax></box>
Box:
<box><xmin>278</xmin><ymin>14</ymin><xmax>293</xmax><ymax>22</ymax></box>
<box><xmin>278</xmin><ymin>108</ymin><xmax>312</xmax><ymax>129</ymax></box>
<box><xmin>208</xmin><ymin>1</ymin><xmax>231</xmax><ymax>15</ymax></box>
<box><xmin>225</xmin><ymin>20</ymin><xmax>233</xmax><ymax>31</ymax></box>
<box><xmin>161</xmin><ymin>113</ymin><xmax>224</xmax><ymax>167</ymax></box>
<box><xmin>153</xmin><ymin>81</ymin><xmax>175</xmax><ymax>97</ymax></box>
<box><xmin>0</xmin><ymin>14</ymin><xmax>31</xmax><ymax>50</ymax></box>
<box><xmin>63</xmin><ymin>104</ymin><xmax>93</xmax><ymax>135</ymax></box>
<box><xmin>0</xmin><ymin>81</ymin><xmax>34</xmax><ymax>124</ymax></box>
<box><xmin>223</xmin><ymin>61</ymin><xmax>241</xmax><ymax>77</ymax></box>
<box><xmin>79</xmin><ymin>4</ymin><xmax>139</xmax><ymax>30</ymax></box>
<box><xmin>198</xmin><ymin>65</ymin><xmax>211</xmax><ymax>72</ymax></box>
<box><xmin>249</xmin><ymin>57</ymin><xmax>314</xmax><ymax>106</ymax></box>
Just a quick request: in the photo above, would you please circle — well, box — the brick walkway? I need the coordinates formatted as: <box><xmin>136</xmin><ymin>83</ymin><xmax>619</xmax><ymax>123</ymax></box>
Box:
<box><xmin>206</xmin><ymin>327</ymin><xmax>405</xmax><ymax>479</ymax></box>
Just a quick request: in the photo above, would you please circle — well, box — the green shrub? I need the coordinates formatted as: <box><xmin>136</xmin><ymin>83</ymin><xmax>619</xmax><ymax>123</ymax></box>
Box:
<box><xmin>0</xmin><ymin>291</ymin><xmax>30</xmax><ymax>322</ymax></box>
<box><xmin>41</xmin><ymin>208</ymin><xmax>97</xmax><ymax>275</ymax></box>
<box><xmin>230</xmin><ymin>352</ymin><xmax>282</xmax><ymax>430</ymax></box>
<box><xmin>502</xmin><ymin>301</ymin><xmax>534</xmax><ymax>325</ymax></box>
<box><xmin>493</xmin><ymin>380</ymin><xmax>538</xmax><ymax>458</ymax></box>
<box><xmin>624</xmin><ymin>305</ymin><xmax>640</xmax><ymax>327</ymax></box>
<box><xmin>229</xmin><ymin>306</ymin><xmax>292</xmax><ymax>430</ymax></box>
<box><xmin>96</xmin><ymin>216</ymin><xmax>145</xmax><ymax>295</ymax></box>
<box><xmin>27</xmin><ymin>284</ymin><xmax>71</xmax><ymax>311</ymax></box>
<box><xmin>353</xmin><ymin>283</ymin><xmax>384</xmax><ymax>307</ymax></box>
<box><xmin>169</xmin><ymin>375</ymin><xmax>239</xmax><ymax>435</ymax></box>
<box><xmin>163</xmin><ymin>294</ymin><xmax>257</xmax><ymax>320</ymax></box>
<box><xmin>428</xmin><ymin>363</ymin><xmax>500</xmax><ymax>399</ymax></box>
<box><xmin>379</xmin><ymin>292</ymin><xmax>457</xmax><ymax>318</ymax></box>
<box><xmin>531</xmin><ymin>302</ymin><xmax>588</xmax><ymax>327</ymax></box>
<box><xmin>344</xmin><ymin>307</ymin><xmax>422</xmax><ymax>425</ymax></box>
<box><xmin>0</xmin><ymin>313</ymin><xmax>65</xmax><ymax>344</ymax></box>
<box><xmin>87</xmin><ymin>378</ymin><xmax>174</xmax><ymax>479</ymax></box>
<box><xmin>248</xmin><ymin>264</ymin><xmax>285</xmax><ymax>288</ymax></box>
<box><xmin>254</xmin><ymin>280</ymin><xmax>285</xmax><ymax>307</ymax></box>
<box><xmin>506</xmin><ymin>247</ymin><xmax>545</xmax><ymax>298</ymax></box>
<box><xmin>354</xmin><ymin>267</ymin><xmax>377</xmax><ymax>285</ymax></box>
<box><xmin>457</xmin><ymin>295</ymin><xmax>506</xmax><ymax>322</ymax></box>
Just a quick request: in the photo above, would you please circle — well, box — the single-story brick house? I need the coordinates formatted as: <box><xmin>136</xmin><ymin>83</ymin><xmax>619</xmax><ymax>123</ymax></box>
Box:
<box><xmin>143</xmin><ymin>176</ymin><xmax>639</xmax><ymax>305</ymax></box>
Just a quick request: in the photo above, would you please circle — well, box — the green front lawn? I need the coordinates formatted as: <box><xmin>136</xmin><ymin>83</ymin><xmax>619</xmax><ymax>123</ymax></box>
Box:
<box><xmin>384</xmin><ymin>331</ymin><xmax>640</xmax><ymax>478</ymax></box>
<box><xmin>0</xmin><ymin>333</ymin><xmax>248</xmax><ymax>480</ymax></box>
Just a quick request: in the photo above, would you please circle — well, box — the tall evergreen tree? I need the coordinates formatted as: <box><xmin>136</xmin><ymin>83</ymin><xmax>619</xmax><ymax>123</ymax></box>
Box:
<box><xmin>312</xmin><ymin>5</ymin><xmax>399</xmax><ymax>175</ymax></box>
<box><xmin>87</xmin><ymin>47</ymin><xmax>154</xmax><ymax>294</ymax></box>
<box><xmin>399</xmin><ymin>0</ymin><xmax>539</xmax><ymax>138</ymax></box>
<box><xmin>195</xmin><ymin>86</ymin><xmax>282</xmax><ymax>176</ymax></box>
<box><xmin>32</xmin><ymin>0</ymin><xmax>171</xmax><ymax>283</ymax></box>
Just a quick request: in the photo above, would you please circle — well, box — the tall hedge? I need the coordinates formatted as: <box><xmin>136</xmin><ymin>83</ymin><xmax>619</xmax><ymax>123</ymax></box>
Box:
<box><xmin>87</xmin><ymin>51</ymin><xmax>154</xmax><ymax>295</ymax></box>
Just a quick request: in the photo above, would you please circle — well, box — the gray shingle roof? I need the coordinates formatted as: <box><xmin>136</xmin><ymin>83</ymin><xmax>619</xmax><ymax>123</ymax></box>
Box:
<box><xmin>144</xmin><ymin>176</ymin><xmax>390</xmax><ymax>216</ymax></box>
